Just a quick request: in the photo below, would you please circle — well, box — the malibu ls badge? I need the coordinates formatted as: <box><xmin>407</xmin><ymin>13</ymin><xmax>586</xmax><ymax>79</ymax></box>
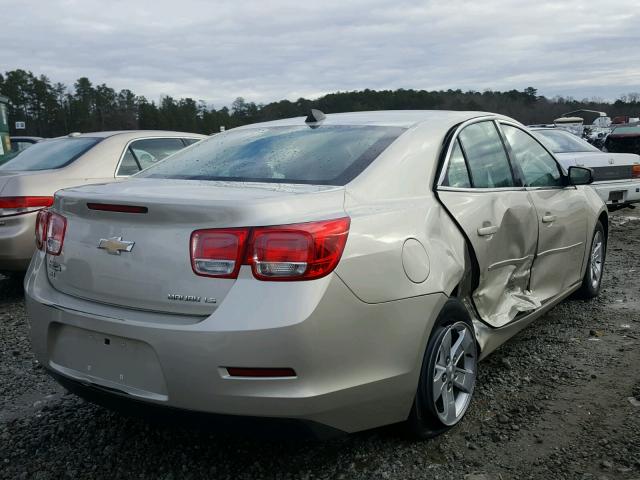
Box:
<box><xmin>97</xmin><ymin>237</ymin><xmax>135</xmax><ymax>255</ymax></box>
<box><xmin>168</xmin><ymin>294</ymin><xmax>217</xmax><ymax>304</ymax></box>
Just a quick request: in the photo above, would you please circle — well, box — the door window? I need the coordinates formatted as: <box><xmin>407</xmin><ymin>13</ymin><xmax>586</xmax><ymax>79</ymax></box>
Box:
<box><xmin>117</xmin><ymin>138</ymin><xmax>186</xmax><ymax>176</ymax></box>
<box><xmin>458</xmin><ymin>121</ymin><xmax>515</xmax><ymax>188</ymax></box>
<box><xmin>502</xmin><ymin>125</ymin><xmax>563</xmax><ymax>188</ymax></box>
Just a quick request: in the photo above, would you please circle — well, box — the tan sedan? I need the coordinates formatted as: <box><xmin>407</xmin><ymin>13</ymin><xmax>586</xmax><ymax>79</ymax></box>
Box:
<box><xmin>0</xmin><ymin>131</ymin><xmax>205</xmax><ymax>273</ymax></box>
<box><xmin>25</xmin><ymin>111</ymin><xmax>607</xmax><ymax>437</ymax></box>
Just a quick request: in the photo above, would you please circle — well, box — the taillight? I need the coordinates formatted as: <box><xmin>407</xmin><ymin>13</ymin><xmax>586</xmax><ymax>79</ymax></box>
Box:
<box><xmin>45</xmin><ymin>212</ymin><xmax>67</xmax><ymax>256</ymax></box>
<box><xmin>0</xmin><ymin>196</ymin><xmax>54</xmax><ymax>218</ymax></box>
<box><xmin>251</xmin><ymin>229</ymin><xmax>311</xmax><ymax>278</ymax></box>
<box><xmin>35</xmin><ymin>210</ymin><xmax>50</xmax><ymax>250</ymax></box>
<box><xmin>249</xmin><ymin>218</ymin><xmax>351</xmax><ymax>281</ymax></box>
<box><xmin>189</xmin><ymin>217</ymin><xmax>350</xmax><ymax>281</ymax></box>
<box><xmin>633</xmin><ymin>164</ymin><xmax>640</xmax><ymax>179</ymax></box>
<box><xmin>190</xmin><ymin>228</ymin><xmax>249</xmax><ymax>278</ymax></box>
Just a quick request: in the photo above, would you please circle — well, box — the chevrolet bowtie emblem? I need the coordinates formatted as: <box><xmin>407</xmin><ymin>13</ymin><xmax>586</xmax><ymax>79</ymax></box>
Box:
<box><xmin>97</xmin><ymin>237</ymin><xmax>135</xmax><ymax>255</ymax></box>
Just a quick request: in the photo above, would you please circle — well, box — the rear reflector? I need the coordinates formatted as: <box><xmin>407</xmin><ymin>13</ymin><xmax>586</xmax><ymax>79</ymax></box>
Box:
<box><xmin>46</xmin><ymin>212</ymin><xmax>67</xmax><ymax>256</ymax></box>
<box><xmin>87</xmin><ymin>203</ymin><xmax>148</xmax><ymax>213</ymax></box>
<box><xmin>0</xmin><ymin>196</ymin><xmax>54</xmax><ymax>218</ymax></box>
<box><xmin>632</xmin><ymin>164</ymin><xmax>640</xmax><ymax>179</ymax></box>
<box><xmin>225</xmin><ymin>367</ymin><xmax>296</xmax><ymax>378</ymax></box>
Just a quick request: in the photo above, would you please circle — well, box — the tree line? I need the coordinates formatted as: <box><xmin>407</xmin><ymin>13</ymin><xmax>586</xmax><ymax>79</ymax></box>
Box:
<box><xmin>1</xmin><ymin>69</ymin><xmax>639</xmax><ymax>137</ymax></box>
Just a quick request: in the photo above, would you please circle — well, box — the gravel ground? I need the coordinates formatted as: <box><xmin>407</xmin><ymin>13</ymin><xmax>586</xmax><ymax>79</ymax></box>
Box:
<box><xmin>1</xmin><ymin>210</ymin><xmax>639</xmax><ymax>480</ymax></box>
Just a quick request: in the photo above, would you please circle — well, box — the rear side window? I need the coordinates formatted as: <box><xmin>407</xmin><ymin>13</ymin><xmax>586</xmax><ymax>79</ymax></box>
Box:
<box><xmin>0</xmin><ymin>137</ymin><xmax>99</xmax><ymax>171</ymax></box>
<box><xmin>139</xmin><ymin>125</ymin><xmax>406</xmax><ymax>185</ymax></box>
<box><xmin>458</xmin><ymin>122</ymin><xmax>515</xmax><ymax>188</ymax></box>
<box><xmin>117</xmin><ymin>138</ymin><xmax>187</xmax><ymax>176</ymax></box>
<box><xmin>502</xmin><ymin>125</ymin><xmax>563</xmax><ymax>188</ymax></box>
<box><xmin>442</xmin><ymin>139</ymin><xmax>471</xmax><ymax>188</ymax></box>
<box><xmin>117</xmin><ymin>149</ymin><xmax>141</xmax><ymax>176</ymax></box>
<box><xmin>182</xmin><ymin>138</ymin><xmax>201</xmax><ymax>146</ymax></box>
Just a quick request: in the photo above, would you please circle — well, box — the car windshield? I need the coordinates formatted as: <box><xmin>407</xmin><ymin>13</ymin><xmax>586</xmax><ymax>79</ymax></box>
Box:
<box><xmin>0</xmin><ymin>137</ymin><xmax>100</xmax><ymax>171</ymax></box>
<box><xmin>139</xmin><ymin>125</ymin><xmax>406</xmax><ymax>185</ymax></box>
<box><xmin>534</xmin><ymin>129</ymin><xmax>599</xmax><ymax>153</ymax></box>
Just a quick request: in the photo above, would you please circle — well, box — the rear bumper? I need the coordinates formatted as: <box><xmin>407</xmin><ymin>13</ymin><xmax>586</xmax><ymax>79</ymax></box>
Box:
<box><xmin>49</xmin><ymin>369</ymin><xmax>343</xmax><ymax>439</ymax></box>
<box><xmin>25</xmin><ymin>251</ymin><xmax>445</xmax><ymax>433</ymax></box>
<box><xmin>0</xmin><ymin>211</ymin><xmax>37</xmax><ymax>272</ymax></box>
<box><xmin>591</xmin><ymin>180</ymin><xmax>640</xmax><ymax>207</ymax></box>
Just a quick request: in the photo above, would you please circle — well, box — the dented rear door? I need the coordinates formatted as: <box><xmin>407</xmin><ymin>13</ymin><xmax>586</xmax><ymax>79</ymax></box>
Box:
<box><xmin>437</xmin><ymin>120</ymin><xmax>540</xmax><ymax>327</ymax></box>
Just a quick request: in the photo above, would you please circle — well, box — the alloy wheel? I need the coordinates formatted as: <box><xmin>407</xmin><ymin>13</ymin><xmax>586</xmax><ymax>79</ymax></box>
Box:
<box><xmin>590</xmin><ymin>230</ymin><xmax>604</xmax><ymax>289</ymax></box>
<box><xmin>431</xmin><ymin>321</ymin><xmax>477</xmax><ymax>426</ymax></box>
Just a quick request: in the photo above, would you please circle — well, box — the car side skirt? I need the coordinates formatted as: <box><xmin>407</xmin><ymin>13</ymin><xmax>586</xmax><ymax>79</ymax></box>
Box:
<box><xmin>474</xmin><ymin>281</ymin><xmax>582</xmax><ymax>360</ymax></box>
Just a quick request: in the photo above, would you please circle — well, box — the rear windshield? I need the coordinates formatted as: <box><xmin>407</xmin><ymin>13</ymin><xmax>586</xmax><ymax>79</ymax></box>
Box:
<box><xmin>534</xmin><ymin>129</ymin><xmax>599</xmax><ymax>153</ymax></box>
<box><xmin>0</xmin><ymin>151</ymin><xmax>19</xmax><ymax>166</ymax></box>
<box><xmin>0</xmin><ymin>137</ymin><xmax>100</xmax><ymax>171</ymax></box>
<box><xmin>139</xmin><ymin>125</ymin><xmax>406</xmax><ymax>185</ymax></box>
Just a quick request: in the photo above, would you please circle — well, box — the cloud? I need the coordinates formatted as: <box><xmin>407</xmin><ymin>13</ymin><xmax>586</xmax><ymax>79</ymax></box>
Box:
<box><xmin>1</xmin><ymin>0</ymin><xmax>639</xmax><ymax>106</ymax></box>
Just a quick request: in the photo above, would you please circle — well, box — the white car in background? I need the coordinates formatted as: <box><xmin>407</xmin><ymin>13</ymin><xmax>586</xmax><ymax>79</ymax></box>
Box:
<box><xmin>532</xmin><ymin>127</ymin><xmax>640</xmax><ymax>209</ymax></box>
<box><xmin>0</xmin><ymin>131</ymin><xmax>205</xmax><ymax>273</ymax></box>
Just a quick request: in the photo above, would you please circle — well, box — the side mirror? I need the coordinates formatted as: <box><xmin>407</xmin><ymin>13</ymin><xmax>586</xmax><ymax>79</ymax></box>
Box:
<box><xmin>568</xmin><ymin>166</ymin><xmax>593</xmax><ymax>186</ymax></box>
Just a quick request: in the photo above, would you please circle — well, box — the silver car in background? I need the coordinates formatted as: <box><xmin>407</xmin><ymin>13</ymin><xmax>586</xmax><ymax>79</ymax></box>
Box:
<box><xmin>25</xmin><ymin>111</ymin><xmax>607</xmax><ymax>437</ymax></box>
<box><xmin>532</xmin><ymin>127</ymin><xmax>640</xmax><ymax>208</ymax></box>
<box><xmin>0</xmin><ymin>131</ymin><xmax>205</xmax><ymax>273</ymax></box>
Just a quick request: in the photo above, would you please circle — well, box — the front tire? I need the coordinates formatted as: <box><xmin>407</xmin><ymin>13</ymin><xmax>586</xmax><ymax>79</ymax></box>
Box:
<box><xmin>575</xmin><ymin>221</ymin><xmax>606</xmax><ymax>299</ymax></box>
<box><xmin>406</xmin><ymin>298</ymin><xmax>477</xmax><ymax>439</ymax></box>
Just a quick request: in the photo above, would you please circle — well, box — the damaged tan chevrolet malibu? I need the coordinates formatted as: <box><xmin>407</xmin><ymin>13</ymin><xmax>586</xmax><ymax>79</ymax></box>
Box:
<box><xmin>24</xmin><ymin>110</ymin><xmax>608</xmax><ymax>438</ymax></box>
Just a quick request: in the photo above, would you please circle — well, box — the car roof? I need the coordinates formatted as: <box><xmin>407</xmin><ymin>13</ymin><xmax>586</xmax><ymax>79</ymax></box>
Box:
<box><xmin>53</xmin><ymin>130</ymin><xmax>207</xmax><ymax>140</ymax></box>
<box><xmin>235</xmin><ymin>110</ymin><xmax>497</xmax><ymax>129</ymax></box>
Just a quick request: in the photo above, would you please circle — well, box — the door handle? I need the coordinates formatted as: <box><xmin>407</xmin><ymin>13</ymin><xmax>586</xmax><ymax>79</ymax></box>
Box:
<box><xmin>542</xmin><ymin>214</ymin><xmax>556</xmax><ymax>223</ymax></box>
<box><xmin>477</xmin><ymin>225</ymin><xmax>498</xmax><ymax>236</ymax></box>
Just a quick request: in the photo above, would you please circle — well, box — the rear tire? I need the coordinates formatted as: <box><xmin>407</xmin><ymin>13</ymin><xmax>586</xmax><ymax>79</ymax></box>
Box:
<box><xmin>575</xmin><ymin>221</ymin><xmax>606</xmax><ymax>299</ymax></box>
<box><xmin>406</xmin><ymin>298</ymin><xmax>477</xmax><ymax>439</ymax></box>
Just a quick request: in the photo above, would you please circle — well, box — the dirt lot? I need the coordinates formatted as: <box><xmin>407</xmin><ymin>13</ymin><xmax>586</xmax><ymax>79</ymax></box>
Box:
<box><xmin>1</xmin><ymin>210</ymin><xmax>639</xmax><ymax>480</ymax></box>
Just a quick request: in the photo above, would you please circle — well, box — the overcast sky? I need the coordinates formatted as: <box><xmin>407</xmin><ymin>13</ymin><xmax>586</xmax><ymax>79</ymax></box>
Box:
<box><xmin>2</xmin><ymin>0</ymin><xmax>639</xmax><ymax>107</ymax></box>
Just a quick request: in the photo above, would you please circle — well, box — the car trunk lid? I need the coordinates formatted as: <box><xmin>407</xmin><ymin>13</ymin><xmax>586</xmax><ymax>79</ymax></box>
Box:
<box><xmin>47</xmin><ymin>178</ymin><xmax>346</xmax><ymax>316</ymax></box>
<box><xmin>555</xmin><ymin>152</ymin><xmax>637</xmax><ymax>181</ymax></box>
<box><xmin>0</xmin><ymin>171</ymin><xmax>41</xmax><ymax>195</ymax></box>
